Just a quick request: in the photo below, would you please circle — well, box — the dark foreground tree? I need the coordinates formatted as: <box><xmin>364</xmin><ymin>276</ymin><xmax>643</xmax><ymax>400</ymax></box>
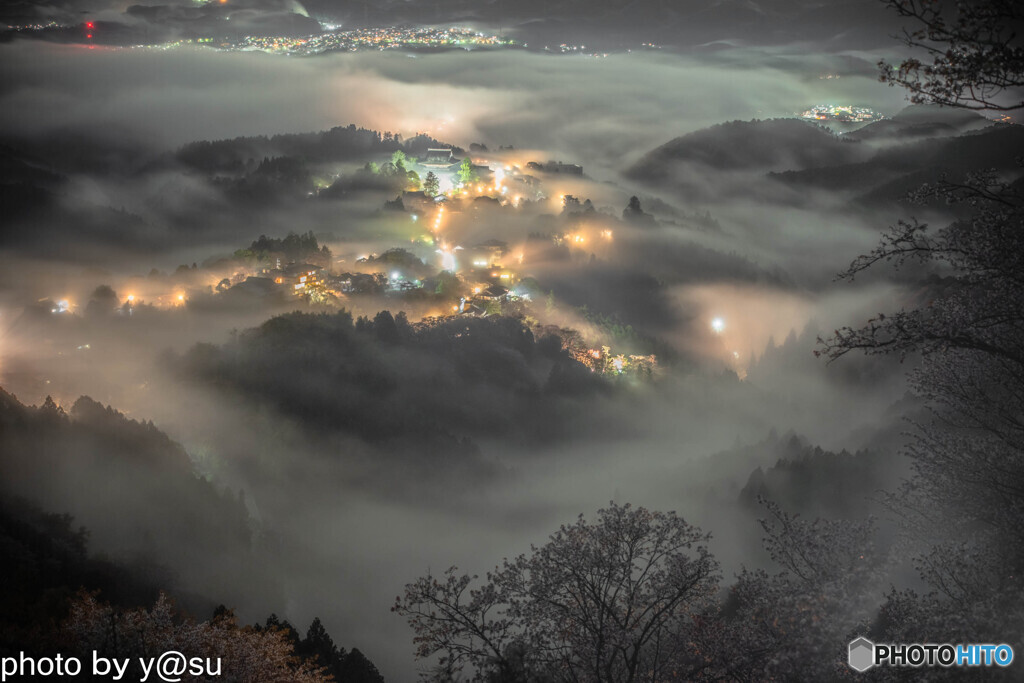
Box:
<box><xmin>878</xmin><ymin>0</ymin><xmax>1024</xmax><ymax>111</ymax></box>
<box><xmin>297</xmin><ymin>618</ymin><xmax>386</xmax><ymax>683</ymax></box>
<box><xmin>706</xmin><ymin>501</ymin><xmax>890</xmax><ymax>681</ymax></box>
<box><xmin>818</xmin><ymin>171</ymin><xmax>1024</xmax><ymax>670</ymax></box>
<box><xmin>820</xmin><ymin>174</ymin><xmax>1024</xmax><ymax>540</ymax></box>
<box><xmin>393</xmin><ymin>503</ymin><xmax>719</xmax><ymax>682</ymax></box>
<box><xmin>820</xmin><ymin>0</ymin><xmax>1024</xmax><ymax>662</ymax></box>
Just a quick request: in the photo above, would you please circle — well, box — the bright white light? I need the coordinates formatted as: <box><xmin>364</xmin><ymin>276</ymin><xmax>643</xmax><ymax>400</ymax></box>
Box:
<box><xmin>711</xmin><ymin>317</ymin><xmax>725</xmax><ymax>333</ymax></box>
<box><xmin>437</xmin><ymin>243</ymin><xmax>462</xmax><ymax>272</ymax></box>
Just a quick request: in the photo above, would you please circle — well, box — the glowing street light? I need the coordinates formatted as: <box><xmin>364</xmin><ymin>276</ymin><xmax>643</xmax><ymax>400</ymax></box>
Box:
<box><xmin>437</xmin><ymin>243</ymin><xmax>462</xmax><ymax>272</ymax></box>
<box><xmin>711</xmin><ymin>317</ymin><xmax>725</xmax><ymax>333</ymax></box>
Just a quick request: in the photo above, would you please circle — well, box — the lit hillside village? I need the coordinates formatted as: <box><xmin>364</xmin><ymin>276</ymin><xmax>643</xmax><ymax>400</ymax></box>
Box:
<box><xmin>242</xmin><ymin>148</ymin><xmax>586</xmax><ymax>309</ymax></box>
<box><xmin>44</xmin><ymin>147</ymin><xmax>661</xmax><ymax>379</ymax></box>
<box><xmin>798</xmin><ymin>104</ymin><xmax>883</xmax><ymax>124</ymax></box>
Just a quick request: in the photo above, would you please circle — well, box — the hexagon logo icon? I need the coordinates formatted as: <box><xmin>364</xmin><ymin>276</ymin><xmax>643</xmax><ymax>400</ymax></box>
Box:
<box><xmin>849</xmin><ymin>636</ymin><xmax>875</xmax><ymax>672</ymax></box>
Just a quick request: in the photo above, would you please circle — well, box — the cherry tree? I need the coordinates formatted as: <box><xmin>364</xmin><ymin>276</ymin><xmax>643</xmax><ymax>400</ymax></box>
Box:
<box><xmin>61</xmin><ymin>592</ymin><xmax>331</xmax><ymax>683</ymax></box>
<box><xmin>819</xmin><ymin>0</ymin><xmax>1024</xmax><ymax>659</ymax></box>
<box><xmin>393</xmin><ymin>502</ymin><xmax>720</xmax><ymax>682</ymax></box>
<box><xmin>691</xmin><ymin>500</ymin><xmax>890</xmax><ymax>681</ymax></box>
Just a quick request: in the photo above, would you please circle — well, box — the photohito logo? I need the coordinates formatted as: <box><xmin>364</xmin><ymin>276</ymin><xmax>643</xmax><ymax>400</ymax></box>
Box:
<box><xmin>849</xmin><ymin>637</ymin><xmax>874</xmax><ymax>672</ymax></box>
<box><xmin>848</xmin><ymin>637</ymin><xmax>1014</xmax><ymax>672</ymax></box>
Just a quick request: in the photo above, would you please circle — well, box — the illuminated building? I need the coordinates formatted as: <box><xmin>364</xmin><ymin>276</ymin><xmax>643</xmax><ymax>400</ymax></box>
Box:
<box><xmin>421</xmin><ymin>148</ymin><xmax>458</xmax><ymax>168</ymax></box>
<box><xmin>477</xmin><ymin>284</ymin><xmax>509</xmax><ymax>302</ymax></box>
<box><xmin>277</xmin><ymin>263</ymin><xmax>326</xmax><ymax>293</ymax></box>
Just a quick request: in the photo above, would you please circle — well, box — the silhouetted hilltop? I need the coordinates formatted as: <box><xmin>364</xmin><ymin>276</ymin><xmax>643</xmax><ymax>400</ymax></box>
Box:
<box><xmin>0</xmin><ymin>388</ymin><xmax>265</xmax><ymax>609</ymax></box>
<box><xmin>627</xmin><ymin>118</ymin><xmax>865</xmax><ymax>183</ymax></box>
<box><xmin>175</xmin><ymin>125</ymin><xmax>460</xmax><ymax>174</ymax></box>
<box><xmin>171</xmin><ymin>311</ymin><xmax>615</xmax><ymax>462</ymax></box>
<box><xmin>0</xmin><ymin>483</ymin><xmax>386</xmax><ymax>681</ymax></box>
<box><xmin>844</xmin><ymin>104</ymin><xmax>991</xmax><ymax>143</ymax></box>
<box><xmin>0</xmin><ymin>143</ymin><xmax>64</xmax><ymax>187</ymax></box>
<box><xmin>769</xmin><ymin>123</ymin><xmax>1024</xmax><ymax>205</ymax></box>
<box><xmin>739</xmin><ymin>443</ymin><xmax>895</xmax><ymax>519</ymax></box>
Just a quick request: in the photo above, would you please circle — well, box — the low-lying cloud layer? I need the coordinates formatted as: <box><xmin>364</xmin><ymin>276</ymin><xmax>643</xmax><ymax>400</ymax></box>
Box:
<box><xmin>0</xmin><ymin>30</ymin><xmax>983</xmax><ymax>681</ymax></box>
<box><xmin>0</xmin><ymin>40</ymin><xmax>910</xmax><ymax>171</ymax></box>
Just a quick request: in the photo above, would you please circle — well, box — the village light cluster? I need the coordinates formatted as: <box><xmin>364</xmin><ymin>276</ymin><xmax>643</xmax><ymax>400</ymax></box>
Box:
<box><xmin>36</xmin><ymin>143</ymin><xmax>656</xmax><ymax>380</ymax></box>
<box><xmin>40</xmin><ymin>147</ymin><xmax>584</xmax><ymax>322</ymax></box>
<box><xmin>231</xmin><ymin>26</ymin><xmax>516</xmax><ymax>56</ymax></box>
<box><xmin>799</xmin><ymin>104</ymin><xmax>883</xmax><ymax>124</ymax></box>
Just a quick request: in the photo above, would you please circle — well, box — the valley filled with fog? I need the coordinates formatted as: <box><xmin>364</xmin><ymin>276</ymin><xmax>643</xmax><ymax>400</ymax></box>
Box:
<box><xmin>1</xmin><ymin>4</ymin><xmax>1021</xmax><ymax>679</ymax></box>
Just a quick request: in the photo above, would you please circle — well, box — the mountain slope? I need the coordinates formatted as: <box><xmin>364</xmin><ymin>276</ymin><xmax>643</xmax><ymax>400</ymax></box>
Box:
<box><xmin>0</xmin><ymin>389</ymin><xmax>269</xmax><ymax>609</ymax></box>
<box><xmin>627</xmin><ymin>118</ymin><xmax>866</xmax><ymax>182</ymax></box>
